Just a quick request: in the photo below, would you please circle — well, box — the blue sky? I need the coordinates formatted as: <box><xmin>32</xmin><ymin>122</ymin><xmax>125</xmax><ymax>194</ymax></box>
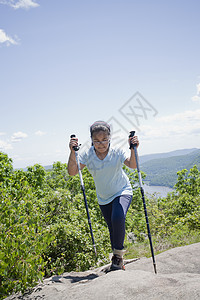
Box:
<box><xmin>0</xmin><ymin>0</ymin><xmax>200</xmax><ymax>168</ymax></box>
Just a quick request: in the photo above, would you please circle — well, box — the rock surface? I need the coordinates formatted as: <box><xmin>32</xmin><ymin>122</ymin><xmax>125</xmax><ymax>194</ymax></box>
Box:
<box><xmin>6</xmin><ymin>243</ymin><xmax>200</xmax><ymax>300</ymax></box>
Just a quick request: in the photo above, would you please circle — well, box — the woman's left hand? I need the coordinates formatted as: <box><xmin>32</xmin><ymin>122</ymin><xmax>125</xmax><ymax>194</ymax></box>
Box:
<box><xmin>129</xmin><ymin>135</ymin><xmax>139</xmax><ymax>149</ymax></box>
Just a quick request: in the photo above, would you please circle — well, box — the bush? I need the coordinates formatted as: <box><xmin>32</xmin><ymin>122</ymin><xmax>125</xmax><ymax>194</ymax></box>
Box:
<box><xmin>0</xmin><ymin>154</ymin><xmax>111</xmax><ymax>298</ymax></box>
<box><xmin>0</xmin><ymin>187</ymin><xmax>51</xmax><ymax>298</ymax></box>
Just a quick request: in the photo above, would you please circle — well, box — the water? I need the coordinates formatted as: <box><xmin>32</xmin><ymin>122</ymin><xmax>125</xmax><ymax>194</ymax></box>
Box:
<box><xmin>143</xmin><ymin>184</ymin><xmax>174</xmax><ymax>198</ymax></box>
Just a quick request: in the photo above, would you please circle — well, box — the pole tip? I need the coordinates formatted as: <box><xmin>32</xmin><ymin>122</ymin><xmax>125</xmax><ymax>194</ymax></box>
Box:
<box><xmin>154</xmin><ymin>264</ymin><xmax>157</xmax><ymax>274</ymax></box>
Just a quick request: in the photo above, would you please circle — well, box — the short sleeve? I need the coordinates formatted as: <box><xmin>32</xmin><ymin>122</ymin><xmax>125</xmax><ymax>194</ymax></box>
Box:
<box><xmin>79</xmin><ymin>151</ymin><xmax>88</xmax><ymax>165</ymax></box>
<box><xmin>118</xmin><ymin>148</ymin><xmax>128</xmax><ymax>164</ymax></box>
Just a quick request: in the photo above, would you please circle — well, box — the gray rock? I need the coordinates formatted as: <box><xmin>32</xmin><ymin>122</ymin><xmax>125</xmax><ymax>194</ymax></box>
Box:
<box><xmin>6</xmin><ymin>243</ymin><xmax>200</xmax><ymax>300</ymax></box>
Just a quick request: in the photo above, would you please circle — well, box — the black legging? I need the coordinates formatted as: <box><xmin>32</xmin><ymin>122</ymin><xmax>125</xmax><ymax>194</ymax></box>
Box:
<box><xmin>100</xmin><ymin>194</ymin><xmax>132</xmax><ymax>250</ymax></box>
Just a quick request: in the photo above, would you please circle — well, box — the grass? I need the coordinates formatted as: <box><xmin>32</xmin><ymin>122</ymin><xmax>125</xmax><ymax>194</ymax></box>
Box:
<box><xmin>124</xmin><ymin>230</ymin><xmax>200</xmax><ymax>260</ymax></box>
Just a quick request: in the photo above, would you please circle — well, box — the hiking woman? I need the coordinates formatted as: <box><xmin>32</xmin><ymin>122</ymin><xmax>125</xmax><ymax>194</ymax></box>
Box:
<box><xmin>67</xmin><ymin>121</ymin><xmax>139</xmax><ymax>270</ymax></box>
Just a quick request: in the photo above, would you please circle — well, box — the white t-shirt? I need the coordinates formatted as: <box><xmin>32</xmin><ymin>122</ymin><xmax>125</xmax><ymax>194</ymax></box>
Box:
<box><xmin>79</xmin><ymin>146</ymin><xmax>133</xmax><ymax>205</ymax></box>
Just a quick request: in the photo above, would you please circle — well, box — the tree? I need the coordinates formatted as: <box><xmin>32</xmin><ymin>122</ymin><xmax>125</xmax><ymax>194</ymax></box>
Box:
<box><xmin>0</xmin><ymin>152</ymin><xmax>13</xmax><ymax>188</ymax></box>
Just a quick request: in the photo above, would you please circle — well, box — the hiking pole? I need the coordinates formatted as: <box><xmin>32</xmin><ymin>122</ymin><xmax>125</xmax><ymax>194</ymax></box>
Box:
<box><xmin>129</xmin><ymin>131</ymin><xmax>157</xmax><ymax>274</ymax></box>
<box><xmin>70</xmin><ymin>134</ymin><xmax>97</xmax><ymax>257</ymax></box>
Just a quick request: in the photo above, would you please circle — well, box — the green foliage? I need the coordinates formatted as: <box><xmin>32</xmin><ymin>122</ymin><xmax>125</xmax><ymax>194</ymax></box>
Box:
<box><xmin>175</xmin><ymin>165</ymin><xmax>200</xmax><ymax>196</ymax></box>
<box><xmin>146</xmin><ymin>165</ymin><xmax>200</xmax><ymax>239</ymax></box>
<box><xmin>0</xmin><ymin>186</ymin><xmax>51</xmax><ymax>298</ymax></box>
<box><xmin>0</xmin><ymin>153</ymin><xmax>13</xmax><ymax>188</ymax></box>
<box><xmin>124</xmin><ymin>165</ymin><xmax>200</xmax><ymax>259</ymax></box>
<box><xmin>46</xmin><ymin>162</ymin><xmax>69</xmax><ymax>190</ymax></box>
<box><xmin>41</xmin><ymin>188</ymin><xmax>110</xmax><ymax>276</ymax></box>
<box><xmin>25</xmin><ymin>164</ymin><xmax>48</xmax><ymax>198</ymax></box>
<box><xmin>0</xmin><ymin>153</ymin><xmax>110</xmax><ymax>298</ymax></box>
<box><xmin>124</xmin><ymin>166</ymin><xmax>147</xmax><ymax>241</ymax></box>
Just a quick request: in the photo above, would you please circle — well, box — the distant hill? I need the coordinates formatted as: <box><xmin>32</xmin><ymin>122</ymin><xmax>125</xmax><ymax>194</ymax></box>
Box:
<box><xmin>140</xmin><ymin>148</ymin><xmax>199</xmax><ymax>164</ymax></box>
<box><xmin>16</xmin><ymin>165</ymin><xmax>53</xmax><ymax>172</ymax></box>
<box><xmin>140</xmin><ymin>149</ymin><xmax>200</xmax><ymax>187</ymax></box>
<box><xmin>44</xmin><ymin>165</ymin><xmax>53</xmax><ymax>171</ymax></box>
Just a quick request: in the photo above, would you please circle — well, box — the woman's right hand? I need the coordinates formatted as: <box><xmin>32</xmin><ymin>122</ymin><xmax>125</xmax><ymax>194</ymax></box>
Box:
<box><xmin>69</xmin><ymin>137</ymin><xmax>79</xmax><ymax>151</ymax></box>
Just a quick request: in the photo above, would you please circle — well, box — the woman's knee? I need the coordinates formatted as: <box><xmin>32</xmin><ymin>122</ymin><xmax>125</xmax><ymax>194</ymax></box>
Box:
<box><xmin>112</xmin><ymin>212</ymin><xmax>125</xmax><ymax>227</ymax></box>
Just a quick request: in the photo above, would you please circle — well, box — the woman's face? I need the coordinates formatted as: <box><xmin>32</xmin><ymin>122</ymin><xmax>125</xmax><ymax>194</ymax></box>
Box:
<box><xmin>92</xmin><ymin>131</ymin><xmax>110</xmax><ymax>153</ymax></box>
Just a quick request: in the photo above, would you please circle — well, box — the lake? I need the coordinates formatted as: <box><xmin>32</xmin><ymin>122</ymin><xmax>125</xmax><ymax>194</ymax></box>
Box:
<box><xmin>143</xmin><ymin>184</ymin><xmax>174</xmax><ymax>198</ymax></box>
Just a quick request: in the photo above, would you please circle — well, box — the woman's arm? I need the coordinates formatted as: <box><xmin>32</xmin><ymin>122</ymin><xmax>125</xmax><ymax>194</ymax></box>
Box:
<box><xmin>67</xmin><ymin>137</ymin><xmax>85</xmax><ymax>176</ymax></box>
<box><xmin>124</xmin><ymin>135</ymin><xmax>139</xmax><ymax>169</ymax></box>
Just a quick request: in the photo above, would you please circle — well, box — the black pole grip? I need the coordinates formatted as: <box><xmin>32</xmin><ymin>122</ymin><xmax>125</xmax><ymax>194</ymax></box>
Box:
<box><xmin>129</xmin><ymin>131</ymin><xmax>137</xmax><ymax>149</ymax></box>
<box><xmin>70</xmin><ymin>134</ymin><xmax>79</xmax><ymax>151</ymax></box>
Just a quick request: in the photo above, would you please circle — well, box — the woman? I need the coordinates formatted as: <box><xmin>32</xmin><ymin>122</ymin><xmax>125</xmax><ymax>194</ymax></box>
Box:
<box><xmin>67</xmin><ymin>120</ymin><xmax>139</xmax><ymax>270</ymax></box>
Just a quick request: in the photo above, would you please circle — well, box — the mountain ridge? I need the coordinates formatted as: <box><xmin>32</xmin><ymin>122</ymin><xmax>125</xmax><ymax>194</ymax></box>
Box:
<box><xmin>140</xmin><ymin>149</ymin><xmax>200</xmax><ymax>187</ymax></box>
<box><xmin>139</xmin><ymin>148</ymin><xmax>199</xmax><ymax>164</ymax></box>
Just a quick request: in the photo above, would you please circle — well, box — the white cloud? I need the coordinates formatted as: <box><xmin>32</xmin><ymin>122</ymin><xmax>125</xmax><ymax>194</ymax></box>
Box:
<box><xmin>140</xmin><ymin>109</ymin><xmax>200</xmax><ymax>140</ymax></box>
<box><xmin>0</xmin><ymin>132</ymin><xmax>6</xmax><ymax>136</ymax></box>
<box><xmin>197</xmin><ymin>83</ymin><xmax>200</xmax><ymax>95</ymax></box>
<box><xmin>11</xmin><ymin>131</ymin><xmax>28</xmax><ymax>142</ymax></box>
<box><xmin>0</xmin><ymin>140</ymin><xmax>13</xmax><ymax>151</ymax></box>
<box><xmin>191</xmin><ymin>82</ymin><xmax>200</xmax><ymax>102</ymax></box>
<box><xmin>0</xmin><ymin>29</ymin><xmax>18</xmax><ymax>46</ymax></box>
<box><xmin>11</xmin><ymin>0</ymin><xmax>39</xmax><ymax>9</ymax></box>
<box><xmin>157</xmin><ymin>109</ymin><xmax>200</xmax><ymax>123</ymax></box>
<box><xmin>35</xmin><ymin>130</ymin><xmax>46</xmax><ymax>136</ymax></box>
<box><xmin>191</xmin><ymin>95</ymin><xmax>200</xmax><ymax>102</ymax></box>
<box><xmin>0</xmin><ymin>0</ymin><xmax>39</xmax><ymax>9</ymax></box>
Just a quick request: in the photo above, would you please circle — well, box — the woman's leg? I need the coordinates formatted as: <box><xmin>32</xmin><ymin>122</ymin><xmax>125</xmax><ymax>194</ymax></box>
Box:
<box><xmin>100</xmin><ymin>194</ymin><xmax>132</xmax><ymax>250</ymax></box>
<box><xmin>99</xmin><ymin>201</ymin><xmax>114</xmax><ymax>249</ymax></box>
<box><xmin>111</xmin><ymin>194</ymin><xmax>132</xmax><ymax>250</ymax></box>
